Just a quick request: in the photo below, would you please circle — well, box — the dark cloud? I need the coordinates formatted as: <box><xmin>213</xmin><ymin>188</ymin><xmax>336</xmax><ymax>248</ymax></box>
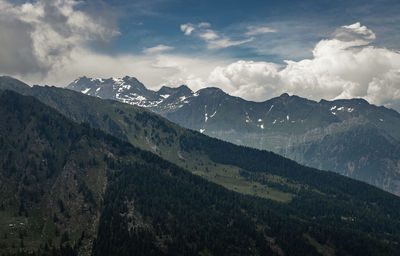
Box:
<box><xmin>0</xmin><ymin>0</ymin><xmax>119</xmax><ymax>80</ymax></box>
<box><xmin>0</xmin><ymin>5</ymin><xmax>43</xmax><ymax>75</ymax></box>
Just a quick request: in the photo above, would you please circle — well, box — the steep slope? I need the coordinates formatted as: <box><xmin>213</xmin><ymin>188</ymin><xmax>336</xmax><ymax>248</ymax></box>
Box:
<box><xmin>2</xmin><ymin>77</ymin><xmax>291</xmax><ymax>202</ymax></box>
<box><xmin>0</xmin><ymin>90</ymin><xmax>122</xmax><ymax>255</ymax></box>
<box><xmin>2</xmin><ymin>90</ymin><xmax>400</xmax><ymax>255</ymax></box>
<box><xmin>65</xmin><ymin>76</ymin><xmax>400</xmax><ymax>196</ymax></box>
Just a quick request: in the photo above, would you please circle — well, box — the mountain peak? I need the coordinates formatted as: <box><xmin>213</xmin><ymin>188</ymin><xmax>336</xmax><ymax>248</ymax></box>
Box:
<box><xmin>70</xmin><ymin>76</ymin><xmax>103</xmax><ymax>86</ymax></box>
<box><xmin>178</xmin><ymin>84</ymin><xmax>190</xmax><ymax>90</ymax></box>
<box><xmin>73</xmin><ymin>76</ymin><xmax>88</xmax><ymax>82</ymax></box>
<box><xmin>122</xmin><ymin>76</ymin><xmax>140</xmax><ymax>82</ymax></box>
<box><xmin>158</xmin><ymin>84</ymin><xmax>193</xmax><ymax>96</ymax></box>
<box><xmin>197</xmin><ymin>87</ymin><xmax>226</xmax><ymax>95</ymax></box>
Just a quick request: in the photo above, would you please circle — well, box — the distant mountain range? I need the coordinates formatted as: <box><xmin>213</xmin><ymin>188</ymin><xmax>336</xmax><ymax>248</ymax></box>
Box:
<box><xmin>67</xmin><ymin>76</ymin><xmax>400</xmax><ymax>196</ymax></box>
<box><xmin>2</xmin><ymin>76</ymin><xmax>400</xmax><ymax>255</ymax></box>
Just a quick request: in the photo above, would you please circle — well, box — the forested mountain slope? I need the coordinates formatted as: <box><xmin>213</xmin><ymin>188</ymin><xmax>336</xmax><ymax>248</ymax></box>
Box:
<box><xmin>1</xmin><ymin>89</ymin><xmax>400</xmax><ymax>255</ymax></box>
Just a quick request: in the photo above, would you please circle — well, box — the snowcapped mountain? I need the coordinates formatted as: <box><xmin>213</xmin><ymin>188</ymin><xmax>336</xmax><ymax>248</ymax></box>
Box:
<box><xmin>67</xmin><ymin>76</ymin><xmax>203</xmax><ymax>113</ymax></box>
<box><xmin>67</xmin><ymin>76</ymin><xmax>400</xmax><ymax>195</ymax></box>
<box><xmin>67</xmin><ymin>76</ymin><xmax>162</xmax><ymax>107</ymax></box>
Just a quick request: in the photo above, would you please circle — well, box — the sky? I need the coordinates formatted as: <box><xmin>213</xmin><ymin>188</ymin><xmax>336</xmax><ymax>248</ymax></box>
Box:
<box><xmin>1</xmin><ymin>0</ymin><xmax>400</xmax><ymax>110</ymax></box>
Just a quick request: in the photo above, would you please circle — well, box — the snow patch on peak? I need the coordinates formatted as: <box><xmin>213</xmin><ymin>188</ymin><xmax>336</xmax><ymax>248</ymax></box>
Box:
<box><xmin>112</xmin><ymin>77</ymin><xmax>123</xmax><ymax>83</ymax></box>
<box><xmin>161</xmin><ymin>94</ymin><xmax>170</xmax><ymax>99</ymax></box>
<box><xmin>200</xmin><ymin>129</ymin><xmax>205</xmax><ymax>133</ymax></box>
<box><xmin>90</xmin><ymin>78</ymin><xmax>103</xmax><ymax>83</ymax></box>
<box><xmin>130</xmin><ymin>94</ymin><xmax>146</xmax><ymax>101</ymax></box>
<box><xmin>267</xmin><ymin>105</ymin><xmax>274</xmax><ymax>113</ymax></box>
<box><xmin>137</xmin><ymin>95</ymin><xmax>146</xmax><ymax>101</ymax></box>
<box><xmin>81</xmin><ymin>88</ymin><xmax>90</xmax><ymax>94</ymax></box>
<box><xmin>286</xmin><ymin>115</ymin><xmax>289</xmax><ymax>121</ymax></box>
<box><xmin>112</xmin><ymin>77</ymin><xmax>126</xmax><ymax>90</ymax></box>
<box><xmin>245</xmin><ymin>112</ymin><xmax>251</xmax><ymax>123</ymax></box>
<box><xmin>179</xmin><ymin>96</ymin><xmax>190</xmax><ymax>103</ymax></box>
<box><xmin>330</xmin><ymin>106</ymin><xmax>337</xmax><ymax>111</ymax></box>
<box><xmin>118</xmin><ymin>84</ymin><xmax>131</xmax><ymax>92</ymax></box>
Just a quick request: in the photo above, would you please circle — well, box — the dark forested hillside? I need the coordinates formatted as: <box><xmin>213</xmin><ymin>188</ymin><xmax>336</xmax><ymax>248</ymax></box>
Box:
<box><xmin>1</xmin><ymin>82</ymin><xmax>400</xmax><ymax>255</ymax></box>
<box><xmin>0</xmin><ymin>90</ymin><xmax>109</xmax><ymax>256</ymax></box>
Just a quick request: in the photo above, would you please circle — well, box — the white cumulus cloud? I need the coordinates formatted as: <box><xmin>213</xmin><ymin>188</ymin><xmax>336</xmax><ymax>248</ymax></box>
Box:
<box><xmin>196</xmin><ymin>22</ymin><xmax>400</xmax><ymax>110</ymax></box>
<box><xmin>333</xmin><ymin>22</ymin><xmax>376</xmax><ymax>44</ymax></box>
<box><xmin>209</xmin><ymin>60</ymin><xmax>281</xmax><ymax>100</ymax></box>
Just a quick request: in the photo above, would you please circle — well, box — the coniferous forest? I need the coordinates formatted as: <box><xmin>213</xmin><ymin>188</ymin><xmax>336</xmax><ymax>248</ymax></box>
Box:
<box><xmin>0</xmin><ymin>86</ymin><xmax>400</xmax><ymax>255</ymax></box>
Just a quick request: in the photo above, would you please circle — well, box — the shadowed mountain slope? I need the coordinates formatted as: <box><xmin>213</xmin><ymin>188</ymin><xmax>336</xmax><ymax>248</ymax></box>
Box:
<box><xmin>1</xmin><ymin>86</ymin><xmax>400</xmax><ymax>255</ymax></box>
<box><xmin>65</xmin><ymin>76</ymin><xmax>400</xmax><ymax>196</ymax></box>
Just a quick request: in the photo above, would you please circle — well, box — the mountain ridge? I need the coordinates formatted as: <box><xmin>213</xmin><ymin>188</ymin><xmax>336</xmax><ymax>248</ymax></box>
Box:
<box><xmin>65</xmin><ymin>76</ymin><xmax>400</xmax><ymax>196</ymax></box>
<box><xmin>67</xmin><ymin>75</ymin><xmax>400</xmax><ymax>112</ymax></box>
